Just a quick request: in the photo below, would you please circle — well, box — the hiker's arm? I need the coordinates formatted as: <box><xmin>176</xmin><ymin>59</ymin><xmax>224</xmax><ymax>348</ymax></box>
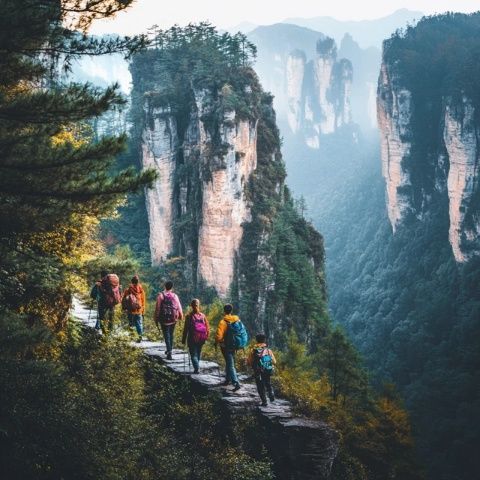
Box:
<box><xmin>154</xmin><ymin>294</ymin><xmax>162</xmax><ymax>324</ymax></box>
<box><xmin>270</xmin><ymin>350</ymin><xmax>277</xmax><ymax>365</ymax></box>
<box><xmin>246</xmin><ymin>349</ymin><xmax>253</xmax><ymax>367</ymax></box>
<box><xmin>215</xmin><ymin>320</ymin><xmax>226</xmax><ymax>344</ymax></box>
<box><xmin>141</xmin><ymin>290</ymin><xmax>146</xmax><ymax>314</ymax></box>
<box><xmin>205</xmin><ymin>315</ymin><xmax>210</xmax><ymax>338</ymax></box>
<box><xmin>182</xmin><ymin>315</ymin><xmax>189</xmax><ymax>344</ymax></box>
<box><xmin>175</xmin><ymin>295</ymin><xmax>183</xmax><ymax>320</ymax></box>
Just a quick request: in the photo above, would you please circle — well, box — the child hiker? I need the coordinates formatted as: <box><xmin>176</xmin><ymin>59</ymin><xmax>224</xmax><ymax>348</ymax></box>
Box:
<box><xmin>182</xmin><ymin>299</ymin><xmax>210</xmax><ymax>374</ymax></box>
<box><xmin>247</xmin><ymin>333</ymin><xmax>276</xmax><ymax>406</ymax></box>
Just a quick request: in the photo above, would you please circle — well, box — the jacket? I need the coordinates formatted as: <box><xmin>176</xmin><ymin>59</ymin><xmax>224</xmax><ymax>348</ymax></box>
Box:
<box><xmin>154</xmin><ymin>290</ymin><xmax>183</xmax><ymax>325</ymax></box>
<box><xmin>122</xmin><ymin>284</ymin><xmax>146</xmax><ymax>315</ymax></box>
<box><xmin>182</xmin><ymin>312</ymin><xmax>210</xmax><ymax>345</ymax></box>
<box><xmin>215</xmin><ymin>314</ymin><xmax>240</xmax><ymax>346</ymax></box>
<box><xmin>247</xmin><ymin>343</ymin><xmax>277</xmax><ymax>369</ymax></box>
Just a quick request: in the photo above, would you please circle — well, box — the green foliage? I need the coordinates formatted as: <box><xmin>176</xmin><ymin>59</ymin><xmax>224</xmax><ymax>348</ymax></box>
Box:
<box><xmin>0</xmin><ymin>311</ymin><xmax>273</xmax><ymax>479</ymax></box>
<box><xmin>275</xmin><ymin>331</ymin><xmax>423</xmax><ymax>480</ymax></box>
<box><xmin>0</xmin><ymin>0</ymin><xmax>156</xmax><ymax>329</ymax></box>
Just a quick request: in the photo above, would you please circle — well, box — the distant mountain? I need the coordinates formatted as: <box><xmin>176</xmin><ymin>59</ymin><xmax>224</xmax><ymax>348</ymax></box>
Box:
<box><xmin>225</xmin><ymin>21</ymin><xmax>257</xmax><ymax>34</ymax></box>
<box><xmin>283</xmin><ymin>8</ymin><xmax>423</xmax><ymax>48</ymax></box>
<box><xmin>247</xmin><ymin>23</ymin><xmax>325</xmax><ymax>117</ymax></box>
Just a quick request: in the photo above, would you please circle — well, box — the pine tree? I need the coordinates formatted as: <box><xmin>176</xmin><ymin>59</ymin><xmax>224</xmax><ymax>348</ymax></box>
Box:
<box><xmin>0</xmin><ymin>0</ymin><xmax>156</xmax><ymax>328</ymax></box>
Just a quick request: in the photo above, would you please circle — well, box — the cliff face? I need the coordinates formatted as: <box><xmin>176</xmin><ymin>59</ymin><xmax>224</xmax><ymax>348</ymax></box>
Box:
<box><xmin>377</xmin><ymin>62</ymin><xmax>413</xmax><ymax>230</ymax></box>
<box><xmin>378</xmin><ymin>49</ymin><xmax>480</xmax><ymax>262</ymax></box>
<box><xmin>141</xmin><ymin>92</ymin><xmax>258</xmax><ymax>297</ymax></box>
<box><xmin>131</xmin><ymin>30</ymin><xmax>328</xmax><ymax>344</ymax></box>
<box><xmin>285</xmin><ymin>39</ymin><xmax>353</xmax><ymax>149</ymax></box>
<box><xmin>444</xmin><ymin>97</ymin><xmax>480</xmax><ymax>262</ymax></box>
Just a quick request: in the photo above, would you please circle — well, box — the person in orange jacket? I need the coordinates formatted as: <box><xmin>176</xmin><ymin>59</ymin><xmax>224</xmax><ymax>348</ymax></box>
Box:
<box><xmin>122</xmin><ymin>275</ymin><xmax>146</xmax><ymax>342</ymax></box>
<box><xmin>215</xmin><ymin>304</ymin><xmax>242</xmax><ymax>391</ymax></box>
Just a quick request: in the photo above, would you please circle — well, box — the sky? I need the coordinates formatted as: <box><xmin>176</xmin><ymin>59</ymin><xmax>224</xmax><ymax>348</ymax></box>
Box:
<box><xmin>90</xmin><ymin>0</ymin><xmax>480</xmax><ymax>35</ymax></box>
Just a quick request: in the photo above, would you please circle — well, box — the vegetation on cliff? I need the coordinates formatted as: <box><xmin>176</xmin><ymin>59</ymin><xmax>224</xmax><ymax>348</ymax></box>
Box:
<box><xmin>0</xmin><ymin>4</ymin><xmax>271</xmax><ymax>479</ymax></box>
<box><xmin>122</xmin><ymin>23</ymin><xmax>423</xmax><ymax>479</ymax></box>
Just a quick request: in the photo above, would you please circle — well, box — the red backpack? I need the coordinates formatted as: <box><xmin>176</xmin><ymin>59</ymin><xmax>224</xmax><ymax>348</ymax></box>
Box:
<box><xmin>100</xmin><ymin>274</ymin><xmax>121</xmax><ymax>308</ymax></box>
<box><xmin>190</xmin><ymin>313</ymin><xmax>208</xmax><ymax>344</ymax></box>
<box><xmin>122</xmin><ymin>289</ymin><xmax>142</xmax><ymax>312</ymax></box>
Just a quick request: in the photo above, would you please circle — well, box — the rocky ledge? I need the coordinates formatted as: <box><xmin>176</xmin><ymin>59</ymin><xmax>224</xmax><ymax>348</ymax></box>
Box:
<box><xmin>73</xmin><ymin>299</ymin><xmax>339</xmax><ymax>479</ymax></box>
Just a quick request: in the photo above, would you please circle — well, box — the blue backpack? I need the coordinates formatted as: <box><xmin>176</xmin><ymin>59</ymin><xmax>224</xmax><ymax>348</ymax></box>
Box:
<box><xmin>253</xmin><ymin>347</ymin><xmax>274</xmax><ymax>374</ymax></box>
<box><xmin>226</xmin><ymin>320</ymin><xmax>248</xmax><ymax>350</ymax></box>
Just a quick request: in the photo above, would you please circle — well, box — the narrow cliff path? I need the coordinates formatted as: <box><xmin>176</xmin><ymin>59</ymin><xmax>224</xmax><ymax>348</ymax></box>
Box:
<box><xmin>72</xmin><ymin>298</ymin><xmax>339</xmax><ymax>479</ymax></box>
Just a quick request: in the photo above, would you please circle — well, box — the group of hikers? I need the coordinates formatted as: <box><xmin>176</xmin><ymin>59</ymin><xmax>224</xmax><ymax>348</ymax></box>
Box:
<box><xmin>90</xmin><ymin>272</ymin><xmax>276</xmax><ymax>406</ymax></box>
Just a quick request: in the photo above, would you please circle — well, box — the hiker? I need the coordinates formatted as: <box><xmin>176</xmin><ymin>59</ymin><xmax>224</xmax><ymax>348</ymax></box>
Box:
<box><xmin>182</xmin><ymin>298</ymin><xmax>210</xmax><ymax>373</ymax></box>
<box><xmin>90</xmin><ymin>270</ymin><xmax>121</xmax><ymax>334</ymax></box>
<box><xmin>154</xmin><ymin>281</ymin><xmax>183</xmax><ymax>360</ymax></box>
<box><xmin>247</xmin><ymin>333</ymin><xmax>276</xmax><ymax>407</ymax></box>
<box><xmin>215</xmin><ymin>304</ymin><xmax>248</xmax><ymax>391</ymax></box>
<box><xmin>121</xmin><ymin>275</ymin><xmax>146</xmax><ymax>343</ymax></box>
<box><xmin>90</xmin><ymin>270</ymin><xmax>108</xmax><ymax>330</ymax></box>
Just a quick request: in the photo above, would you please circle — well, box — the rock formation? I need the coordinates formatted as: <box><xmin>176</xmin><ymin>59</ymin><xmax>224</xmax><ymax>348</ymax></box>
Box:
<box><xmin>140</xmin><ymin>92</ymin><xmax>258</xmax><ymax>297</ymax></box>
<box><xmin>285</xmin><ymin>38</ymin><xmax>353</xmax><ymax>148</ymax></box>
<box><xmin>378</xmin><ymin>41</ymin><xmax>480</xmax><ymax>262</ymax></box>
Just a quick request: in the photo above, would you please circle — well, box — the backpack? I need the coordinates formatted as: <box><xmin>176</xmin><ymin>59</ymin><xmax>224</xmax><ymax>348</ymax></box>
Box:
<box><xmin>190</xmin><ymin>313</ymin><xmax>208</xmax><ymax>344</ymax></box>
<box><xmin>159</xmin><ymin>292</ymin><xmax>177</xmax><ymax>324</ymax></box>
<box><xmin>253</xmin><ymin>347</ymin><xmax>274</xmax><ymax>374</ymax></box>
<box><xmin>225</xmin><ymin>320</ymin><xmax>248</xmax><ymax>350</ymax></box>
<box><xmin>90</xmin><ymin>282</ymin><xmax>100</xmax><ymax>301</ymax></box>
<box><xmin>100</xmin><ymin>274</ymin><xmax>121</xmax><ymax>308</ymax></box>
<box><xmin>122</xmin><ymin>289</ymin><xmax>142</xmax><ymax>313</ymax></box>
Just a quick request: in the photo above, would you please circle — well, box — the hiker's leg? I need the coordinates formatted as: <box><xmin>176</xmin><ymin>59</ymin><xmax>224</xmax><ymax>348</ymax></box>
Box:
<box><xmin>255</xmin><ymin>374</ymin><xmax>267</xmax><ymax>403</ymax></box>
<box><xmin>170</xmin><ymin>323</ymin><xmax>176</xmax><ymax>350</ymax></box>
<box><xmin>161</xmin><ymin>324</ymin><xmax>172</xmax><ymax>352</ymax></box>
<box><xmin>107</xmin><ymin>308</ymin><xmax>114</xmax><ymax>333</ymax></box>
<box><xmin>127</xmin><ymin>313</ymin><xmax>134</xmax><ymax>329</ymax></box>
<box><xmin>134</xmin><ymin>314</ymin><xmax>143</xmax><ymax>337</ymax></box>
<box><xmin>264</xmin><ymin>372</ymin><xmax>274</xmax><ymax>400</ymax></box>
<box><xmin>225</xmin><ymin>350</ymin><xmax>239</xmax><ymax>385</ymax></box>
<box><xmin>220</xmin><ymin>347</ymin><xmax>229</xmax><ymax>382</ymax></box>
<box><xmin>189</xmin><ymin>344</ymin><xmax>200</xmax><ymax>372</ymax></box>
<box><xmin>98</xmin><ymin>305</ymin><xmax>108</xmax><ymax>335</ymax></box>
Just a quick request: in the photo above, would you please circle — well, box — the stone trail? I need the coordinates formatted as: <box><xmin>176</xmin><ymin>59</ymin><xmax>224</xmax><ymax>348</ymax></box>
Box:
<box><xmin>73</xmin><ymin>298</ymin><xmax>339</xmax><ymax>479</ymax></box>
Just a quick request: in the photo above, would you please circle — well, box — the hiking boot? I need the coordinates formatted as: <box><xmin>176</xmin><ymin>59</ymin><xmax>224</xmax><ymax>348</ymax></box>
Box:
<box><xmin>221</xmin><ymin>380</ymin><xmax>230</xmax><ymax>386</ymax></box>
<box><xmin>166</xmin><ymin>352</ymin><xmax>172</xmax><ymax>360</ymax></box>
<box><xmin>260</xmin><ymin>401</ymin><xmax>268</xmax><ymax>407</ymax></box>
<box><xmin>193</xmin><ymin>369</ymin><xmax>199</xmax><ymax>374</ymax></box>
<box><xmin>136</xmin><ymin>337</ymin><xmax>142</xmax><ymax>343</ymax></box>
<box><xmin>269</xmin><ymin>395</ymin><xmax>275</xmax><ymax>402</ymax></box>
<box><xmin>232</xmin><ymin>383</ymin><xmax>241</xmax><ymax>392</ymax></box>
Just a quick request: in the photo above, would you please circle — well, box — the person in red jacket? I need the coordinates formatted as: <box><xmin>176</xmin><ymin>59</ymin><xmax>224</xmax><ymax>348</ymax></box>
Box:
<box><xmin>182</xmin><ymin>299</ymin><xmax>210</xmax><ymax>374</ymax></box>
<box><xmin>121</xmin><ymin>275</ymin><xmax>146</xmax><ymax>342</ymax></box>
<box><xmin>154</xmin><ymin>281</ymin><xmax>183</xmax><ymax>359</ymax></box>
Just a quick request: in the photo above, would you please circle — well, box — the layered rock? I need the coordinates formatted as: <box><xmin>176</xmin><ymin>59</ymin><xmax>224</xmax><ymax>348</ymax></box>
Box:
<box><xmin>378</xmin><ymin>52</ymin><xmax>480</xmax><ymax>261</ymax></box>
<box><xmin>377</xmin><ymin>61</ymin><xmax>413</xmax><ymax>230</ymax></box>
<box><xmin>285</xmin><ymin>50</ymin><xmax>306</xmax><ymax>134</ymax></box>
<box><xmin>141</xmin><ymin>93</ymin><xmax>257</xmax><ymax>296</ymax></box>
<box><xmin>284</xmin><ymin>37</ymin><xmax>353</xmax><ymax>149</ymax></box>
<box><xmin>444</xmin><ymin>97</ymin><xmax>480</xmax><ymax>262</ymax></box>
<box><xmin>142</xmin><ymin>106</ymin><xmax>177</xmax><ymax>263</ymax></box>
<box><xmin>197</xmin><ymin>114</ymin><xmax>258</xmax><ymax>297</ymax></box>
